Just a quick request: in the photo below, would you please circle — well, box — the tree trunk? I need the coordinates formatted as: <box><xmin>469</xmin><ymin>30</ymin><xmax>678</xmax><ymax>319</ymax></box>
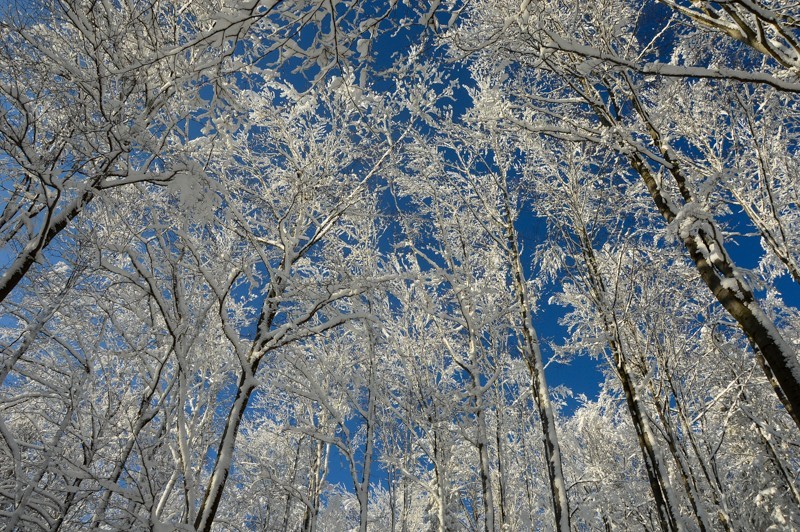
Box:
<box><xmin>619</xmin><ymin>85</ymin><xmax>800</xmax><ymax>430</ymax></box>
<box><xmin>195</xmin><ymin>363</ymin><xmax>258</xmax><ymax>532</ymax></box>
<box><xmin>503</xmin><ymin>213</ymin><xmax>571</xmax><ymax>531</ymax></box>
<box><xmin>576</xmin><ymin>227</ymin><xmax>686</xmax><ymax>531</ymax></box>
<box><xmin>495</xmin><ymin>398</ymin><xmax>509</xmax><ymax>530</ymax></box>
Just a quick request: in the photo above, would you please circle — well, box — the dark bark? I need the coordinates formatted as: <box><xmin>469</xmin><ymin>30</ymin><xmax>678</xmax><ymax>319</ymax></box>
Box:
<box><xmin>194</xmin><ymin>363</ymin><xmax>258</xmax><ymax>532</ymax></box>
<box><xmin>629</xmin><ymin>151</ymin><xmax>800</xmax><ymax>430</ymax></box>
<box><xmin>0</xmin><ymin>188</ymin><xmax>94</xmax><ymax>304</ymax></box>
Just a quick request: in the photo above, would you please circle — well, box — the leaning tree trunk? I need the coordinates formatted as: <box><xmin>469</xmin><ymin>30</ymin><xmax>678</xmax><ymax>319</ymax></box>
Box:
<box><xmin>194</xmin><ymin>360</ymin><xmax>259</xmax><ymax>532</ymax></box>
<box><xmin>581</xmin><ymin>79</ymin><xmax>800</xmax><ymax>431</ymax></box>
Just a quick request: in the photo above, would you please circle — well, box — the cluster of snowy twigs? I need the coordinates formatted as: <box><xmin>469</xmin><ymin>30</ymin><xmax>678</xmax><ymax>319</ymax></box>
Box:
<box><xmin>0</xmin><ymin>1</ymin><xmax>799</xmax><ymax>530</ymax></box>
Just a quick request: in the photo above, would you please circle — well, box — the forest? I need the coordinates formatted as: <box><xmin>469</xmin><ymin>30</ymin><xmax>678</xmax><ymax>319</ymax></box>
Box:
<box><xmin>0</xmin><ymin>0</ymin><xmax>798</xmax><ymax>530</ymax></box>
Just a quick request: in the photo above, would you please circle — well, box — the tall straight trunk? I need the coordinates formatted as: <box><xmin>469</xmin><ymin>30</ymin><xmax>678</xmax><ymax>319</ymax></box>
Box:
<box><xmin>650</xmin><ymin>391</ymin><xmax>712</xmax><ymax>531</ymax></box>
<box><xmin>459</xmin><ymin>328</ymin><xmax>496</xmax><ymax>531</ymax></box>
<box><xmin>438</xmin><ymin>201</ymin><xmax>499</xmax><ymax>532</ymax></box>
<box><xmin>283</xmin><ymin>435</ymin><xmax>304</xmax><ymax>531</ymax></box>
<box><xmin>401</xmin><ymin>419</ymin><xmax>413</xmax><ymax>532</ymax></box>
<box><xmin>516</xmin><ymin>402</ymin><xmax>538</xmax><ymax>527</ymax></box>
<box><xmin>176</xmin><ymin>369</ymin><xmax>198</xmax><ymax>525</ymax></box>
<box><xmin>476</xmin><ymin>406</ymin><xmax>496</xmax><ymax>532</ymax></box>
<box><xmin>303</xmin><ymin>438</ymin><xmax>329</xmax><ymax>532</ymax></box>
<box><xmin>499</xmin><ymin>190</ymin><xmax>571</xmax><ymax>530</ymax></box>
<box><xmin>355</xmin><ymin>342</ymin><xmax>378</xmax><ymax>532</ymax></box>
<box><xmin>629</xmin><ymin>147</ymin><xmax>800</xmax><ymax>429</ymax></box>
<box><xmin>575</xmin><ymin>228</ymin><xmax>688</xmax><ymax>531</ymax></box>
<box><xmin>494</xmin><ymin>397</ymin><xmax>509</xmax><ymax>530</ymax></box>
<box><xmin>387</xmin><ymin>465</ymin><xmax>398</xmax><ymax>532</ymax></box>
<box><xmin>433</xmin><ymin>428</ymin><xmax>448</xmax><ymax>532</ymax></box>
<box><xmin>592</xmin><ymin>303</ymin><xmax>683</xmax><ymax>532</ymax></box>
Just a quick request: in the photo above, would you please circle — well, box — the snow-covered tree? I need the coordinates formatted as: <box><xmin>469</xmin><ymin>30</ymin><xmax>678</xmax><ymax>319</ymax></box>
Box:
<box><xmin>3</xmin><ymin>0</ymin><xmax>800</xmax><ymax>530</ymax></box>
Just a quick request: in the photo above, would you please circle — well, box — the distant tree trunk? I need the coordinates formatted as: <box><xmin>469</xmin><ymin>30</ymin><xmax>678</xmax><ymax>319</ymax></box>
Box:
<box><xmin>666</xmin><ymin>372</ymin><xmax>736</xmax><ymax>531</ymax></box>
<box><xmin>636</xmin><ymin>352</ymin><xmax>714</xmax><ymax>532</ymax></box>
<box><xmin>433</xmin><ymin>428</ymin><xmax>448</xmax><ymax>532</ymax></box>
<box><xmin>574</xmin><ymin>226</ymin><xmax>687</xmax><ymax>531</ymax></box>
<box><xmin>356</xmin><ymin>339</ymin><xmax>378</xmax><ymax>532</ymax></box>
<box><xmin>283</xmin><ymin>435</ymin><xmax>304</xmax><ymax>531</ymax></box>
<box><xmin>500</xmin><ymin>190</ymin><xmax>571</xmax><ymax>532</ymax></box>
<box><xmin>476</xmin><ymin>405</ymin><xmax>496</xmax><ymax>532</ymax></box>
<box><xmin>303</xmin><ymin>437</ymin><xmax>329</xmax><ymax>532</ymax></box>
<box><xmin>495</xmin><ymin>397</ymin><xmax>509</xmax><ymax>530</ymax></box>
<box><xmin>608</xmin><ymin>344</ymin><xmax>683</xmax><ymax>531</ymax></box>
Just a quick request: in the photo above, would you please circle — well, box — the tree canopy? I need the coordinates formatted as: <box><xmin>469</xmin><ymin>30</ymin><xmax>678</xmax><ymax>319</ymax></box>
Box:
<box><xmin>0</xmin><ymin>1</ymin><xmax>799</xmax><ymax>530</ymax></box>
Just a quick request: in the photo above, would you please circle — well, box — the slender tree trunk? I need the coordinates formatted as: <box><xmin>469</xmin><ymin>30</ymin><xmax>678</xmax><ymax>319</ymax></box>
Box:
<box><xmin>495</xmin><ymin>399</ymin><xmax>508</xmax><ymax>530</ymax></box>
<box><xmin>500</xmin><ymin>195</ymin><xmax>571</xmax><ymax>531</ymax></box>
<box><xmin>461</xmin><ymin>338</ymin><xmax>496</xmax><ymax>531</ymax></box>
<box><xmin>387</xmin><ymin>466</ymin><xmax>398</xmax><ymax>532</ymax></box>
<box><xmin>176</xmin><ymin>369</ymin><xmax>198</xmax><ymax>525</ymax></box>
<box><xmin>356</xmin><ymin>347</ymin><xmax>378</xmax><ymax>532</ymax></box>
<box><xmin>641</xmin><ymin>363</ymin><xmax>713</xmax><ymax>532</ymax></box>
<box><xmin>283</xmin><ymin>435</ymin><xmax>304</xmax><ymax>531</ymax></box>
<box><xmin>614</xmin><ymin>351</ymin><xmax>682</xmax><ymax>531</ymax></box>
<box><xmin>575</xmin><ymin>228</ymin><xmax>686</xmax><ymax>531</ymax></box>
<box><xmin>402</xmin><ymin>420</ymin><xmax>413</xmax><ymax>532</ymax></box>
<box><xmin>476</xmin><ymin>406</ymin><xmax>496</xmax><ymax>532</ymax></box>
<box><xmin>434</xmin><ymin>432</ymin><xmax>448</xmax><ymax>532</ymax></box>
<box><xmin>667</xmin><ymin>372</ymin><xmax>735</xmax><ymax>531</ymax></box>
<box><xmin>517</xmin><ymin>403</ymin><xmax>538</xmax><ymax>528</ymax></box>
<box><xmin>302</xmin><ymin>438</ymin><xmax>328</xmax><ymax>532</ymax></box>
